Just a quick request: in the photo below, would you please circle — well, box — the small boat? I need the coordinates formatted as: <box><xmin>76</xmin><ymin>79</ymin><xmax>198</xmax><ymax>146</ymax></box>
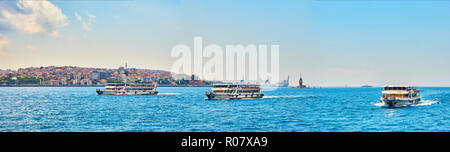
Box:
<box><xmin>205</xmin><ymin>84</ymin><xmax>264</xmax><ymax>100</ymax></box>
<box><xmin>380</xmin><ymin>85</ymin><xmax>421</xmax><ymax>108</ymax></box>
<box><xmin>362</xmin><ymin>85</ymin><xmax>373</xmax><ymax>88</ymax></box>
<box><xmin>96</xmin><ymin>83</ymin><xmax>158</xmax><ymax>95</ymax></box>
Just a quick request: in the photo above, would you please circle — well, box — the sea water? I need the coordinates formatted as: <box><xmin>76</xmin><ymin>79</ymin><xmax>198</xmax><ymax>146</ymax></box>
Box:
<box><xmin>0</xmin><ymin>87</ymin><xmax>448</xmax><ymax>132</ymax></box>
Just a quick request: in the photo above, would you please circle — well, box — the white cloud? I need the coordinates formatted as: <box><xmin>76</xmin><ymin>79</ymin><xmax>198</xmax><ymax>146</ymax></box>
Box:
<box><xmin>0</xmin><ymin>35</ymin><xmax>11</xmax><ymax>50</ymax></box>
<box><xmin>26</xmin><ymin>44</ymin><xmax>37</xmax><ymax>51</ymax></box>
<box><xmin>75</xmin><ymin>12</ymin><xmax>96</xmax><ymax>31</ymax></box>
<box><xmin>0</xmin><ymin>0</ymin><xmax>68</xmax><ymax>36</ymax></box>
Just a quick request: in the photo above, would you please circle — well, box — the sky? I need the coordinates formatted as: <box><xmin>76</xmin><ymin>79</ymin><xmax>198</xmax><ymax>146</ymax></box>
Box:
<box><xmin>0</xmin><ymin>0</ymin><xmax>449</xmax><ymax>86</ymax></box>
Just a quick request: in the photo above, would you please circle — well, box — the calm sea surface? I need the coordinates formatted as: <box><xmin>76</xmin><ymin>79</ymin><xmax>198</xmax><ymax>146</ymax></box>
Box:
<box><xmin>0</xmin><ymin>87</ymin><xmax>448</xmax><ymax>132</ymax></box>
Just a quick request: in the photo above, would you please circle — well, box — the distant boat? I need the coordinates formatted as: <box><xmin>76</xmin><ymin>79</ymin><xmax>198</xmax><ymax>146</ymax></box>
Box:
<box><xmin>362</xmin><ymin>85</ymin><xmax>373</xmax><ymax>88</ymax></box>
<box><xmin>277</xmin><ymin>76</ymin><xmax>290</xmax><ymax>87</ymax></box>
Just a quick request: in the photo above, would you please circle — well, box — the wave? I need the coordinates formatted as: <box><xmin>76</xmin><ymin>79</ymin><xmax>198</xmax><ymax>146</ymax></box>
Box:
<box><xmin>263</xmin><ymin>95</ymin><xmax>318</xmax><ymax>99</ymax></box>
<box><xmin>412</xmin><ymin>100</ymin><xmax>439</xmax><ymax>106</ymax></box>
<box><xmin>372</xmin><ymin>100</ymin><xmax>439</xmax><ymax>107</ymax></box>
<box><xmin>372</xmin><ymin>102</ymin><xmax>384</xmax><ymax>107</ymax></box>
<box><xmin>158</xmin><ymin>93</ymin><xmax>180</xmax><ymax>96</ymax></box>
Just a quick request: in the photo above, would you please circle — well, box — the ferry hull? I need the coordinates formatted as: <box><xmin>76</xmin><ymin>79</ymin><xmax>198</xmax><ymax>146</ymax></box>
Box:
<box><xmin>380</xmin><ymin>99</ymin><xmax>421</xmax><ymax>108</ymax></box>
<box><xmin>205</xmin><ymin>92</ymin><xmax>264</xmax><ymax>100</ymax></box>
<box><xmin>97</xmin><ymin>90</ymin><xmax>158</xmax><ymax>95</ymax></box>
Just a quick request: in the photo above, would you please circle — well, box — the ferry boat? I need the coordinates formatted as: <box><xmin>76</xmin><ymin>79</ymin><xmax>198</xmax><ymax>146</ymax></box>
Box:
<box><xmin>205</xmin><ymin>84</ymin><xmax>264</xmax><ymax>100</ymax></box>
<box><xmin>96</xmin><ymin>83</ymin><xmax>158</xmax><ymax>95</ymax></box>
<box><xmin>380</xmin><ymin>85</ymin><xmax>421</xmax><ymax>108</ymax></box>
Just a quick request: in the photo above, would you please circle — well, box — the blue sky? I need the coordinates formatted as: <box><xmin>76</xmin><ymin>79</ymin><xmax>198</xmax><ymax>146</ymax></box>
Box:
<box><xmin>0</xmin><ymin>0</ymin><xmax>449</xmax><ymax>86</ymax></box>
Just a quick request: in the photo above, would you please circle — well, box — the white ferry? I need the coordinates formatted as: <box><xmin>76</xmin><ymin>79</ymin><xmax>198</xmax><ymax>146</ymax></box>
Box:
<box><xmin>205</xmin><ymin>84</ymin><xmax>264</xmax><ymax>100</ymax></box>
<box><xmin>96</xmin><ymin>83</ymin><xmax>158</xmax><ymax>95</ymax></box>
<box><xmin>380</xmin><ymin>85</ymin><xmax>421</xmax><ymax>108</ymax></box>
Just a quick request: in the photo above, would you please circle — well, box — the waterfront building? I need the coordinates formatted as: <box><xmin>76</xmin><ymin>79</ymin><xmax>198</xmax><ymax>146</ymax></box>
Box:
<box><xmin>297</xmin><ymin>76</ymin><xmax>307</xmax><ymax>88</ymax></box>
<box><xmin>80</xmin><ymin>79</ymin><xmax>92</xmax><ymax>85</ymax></box>
<box><xmin>90</xmin><ymin>71</ymin><xmax>100</xmax><ymax>80</ymax></box>
<box><xmin>44</xmin><ymin>80</ymin><xmax>60</xmax><ymax>86</ymax></box>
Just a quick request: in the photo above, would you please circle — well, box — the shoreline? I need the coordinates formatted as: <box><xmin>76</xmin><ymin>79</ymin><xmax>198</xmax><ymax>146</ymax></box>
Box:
<box><xmin>1</xmin><ymin>85</ymin><xmax>448</xmax><ymax>88</ymax></box>
<box><xmin>0</xmin><ymin>84</ymin><xmax>213</xmax><ymax>87</ymax></box>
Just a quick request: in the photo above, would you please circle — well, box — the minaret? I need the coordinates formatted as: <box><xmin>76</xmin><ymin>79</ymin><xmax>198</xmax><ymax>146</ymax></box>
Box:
<box><xmin>124</xmin><ymin>62</ymin><xmax>129</xmax><ymax>76</ymax></box>
<box><xmin>124</xmin><ymin>62</ymin><xmax>129</xmax><ymax>84</ymax></box>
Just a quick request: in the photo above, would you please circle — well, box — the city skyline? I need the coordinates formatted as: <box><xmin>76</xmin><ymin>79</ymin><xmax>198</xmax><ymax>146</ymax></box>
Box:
<box><xmin>0</xmin><ymin>0</ymin><xmax>449</xmax><ymax>86</ymax></box>
<box><xmin>0</xmin><ymin>65</ymin><xmax>212</xmax><ymax>86</ymax></box>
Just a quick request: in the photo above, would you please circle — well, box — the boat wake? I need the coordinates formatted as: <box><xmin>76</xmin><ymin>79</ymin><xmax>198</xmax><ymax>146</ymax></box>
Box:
<box><xmin>158</xmin><ymin>93</ymin><xmax>181</xmax><ymax>96</ymax></box>
<box><xmin>372</xmin><ymin>100</ymin><xmax>439</xmax><ymax>107</ymax></box>
<box><xmin>263</xmin><ymin>95</ymin><xmax>318</xmax><ymax>99</ymax></box>
<box><xmin>372</xmin><ymin>102</ymin><xmax>384</xmax><ymax>107</ymax></box>
<box><xmin>412</xmin><ymin>100</ymin><xmax>439</xmax><ymax>106</ymax></box>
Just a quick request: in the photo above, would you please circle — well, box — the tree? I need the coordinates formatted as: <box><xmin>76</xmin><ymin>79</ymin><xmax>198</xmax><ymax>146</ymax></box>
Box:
<box><xmin>106</xmin><ymin>78</ymin><xmax>122</xmax><ymax>83</ymax></box>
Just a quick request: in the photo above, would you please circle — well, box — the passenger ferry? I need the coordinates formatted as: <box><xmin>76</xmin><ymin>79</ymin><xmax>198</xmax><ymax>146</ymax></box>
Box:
<box><xmin>96</xmin><ymin>83</ymin><xmax>158</xmax><ymax>95</ymax></box>
<box><xmin>205</xmin><ymin>84</ymin><xmax>264</xmax><ymax>100</ymax></box>
<box><xmin>380</xmin><ymin>85</ymin><xmax>421</xmax><ymax>108</ymax></box>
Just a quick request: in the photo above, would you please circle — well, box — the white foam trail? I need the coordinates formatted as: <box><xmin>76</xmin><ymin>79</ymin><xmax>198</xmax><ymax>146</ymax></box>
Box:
<box><xmin>413</xmin><ymin>100</ymin><xmax>439</xmax><ymax>106</ymax></box>
<box><xmin>372</xmin><ymin>100</ymin><xmax>439</xmax><ymax>107</ymax></box>
<box><xmin>263</xmin><ymin>95</ymin><xmax>316</xmax><ymax>99</ymax></box>
<box><xmin>158</xmin><ymin>93</ymin><xmax>180</xmax><ymax>95</ymax></box>
<box><xmin>372</xmin><ymin>102</ymin><xmax>384</xmax><ymax>107</ymax></box>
